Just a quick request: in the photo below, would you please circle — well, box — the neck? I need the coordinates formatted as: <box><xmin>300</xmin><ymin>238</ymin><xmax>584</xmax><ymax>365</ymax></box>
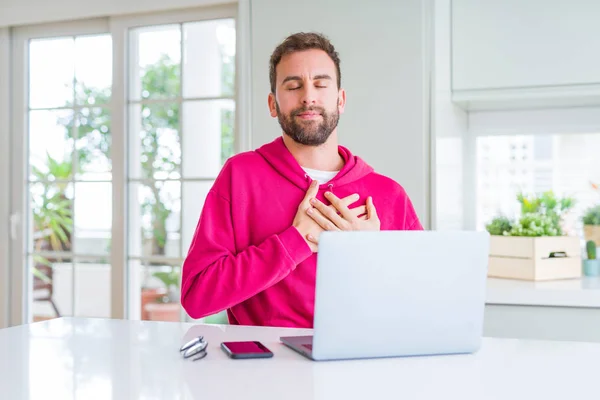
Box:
<box><xmin>282</xmin><ymin>130</ymin><xmax>344</xmax><ymax>171</ymax></box>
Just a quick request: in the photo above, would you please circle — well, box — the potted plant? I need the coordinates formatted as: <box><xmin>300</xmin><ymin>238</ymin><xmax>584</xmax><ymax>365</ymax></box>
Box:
<box><xmin>485</xmin><ymin>191</ymin><xmax>581</xmax><ymax>281</ymax></box>
<box><xmin>583</xmin><ymin>240</ymin><xmax>600</xmax><ymax>277</ymax></box>
<box><xmin>582</xmin><ymin>205</ymin><xmax>600</xmax><ymax>247</ymax></box>
<box><xmin>144</xmin><ymin>266</ymin><xmax>181</xmax><ymax>322</ymax></box>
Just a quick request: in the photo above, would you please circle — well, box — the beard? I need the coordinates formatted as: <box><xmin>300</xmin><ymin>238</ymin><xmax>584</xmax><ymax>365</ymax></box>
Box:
<box><xmin>275</xmin><ymin>101</ymin><xmax>340</xmax><ymax>146</ymax></box>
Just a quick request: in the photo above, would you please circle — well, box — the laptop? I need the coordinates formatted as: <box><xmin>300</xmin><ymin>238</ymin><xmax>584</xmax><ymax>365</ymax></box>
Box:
<box><xmin>280</xmin><ymin>230</ymin><xmax>490</xmax><ymax>361</ymax></box>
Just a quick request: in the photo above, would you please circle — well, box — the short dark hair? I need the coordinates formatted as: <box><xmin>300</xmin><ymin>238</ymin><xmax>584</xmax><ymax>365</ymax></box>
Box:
<box><xmin>269</xmin><ymin>32</ymin><xmax>341</xmax><ymax>94</ymax></box>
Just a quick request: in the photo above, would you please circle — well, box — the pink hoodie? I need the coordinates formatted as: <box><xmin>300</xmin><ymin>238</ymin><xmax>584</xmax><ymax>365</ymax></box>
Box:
<box><xmin>181</xmin><ymin>137</ymin><xmax>423</xmax><ymax>328</ymax></box>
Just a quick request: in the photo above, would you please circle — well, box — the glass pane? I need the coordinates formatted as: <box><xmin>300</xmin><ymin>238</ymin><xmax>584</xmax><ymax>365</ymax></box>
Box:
<box><xmin>29</xmin><ymin>37</ymin><xmax>74</xmax><ymax>108</ymax></box>
<box><xmin>182</xmin><ymin>19</ymin><xmax>236</xmax><ymax>98</ymax></box>
<box><xmin>128</xmin><ymin>181</ymin><xmax>181</xmax><ymax>258</ymax></box>
<box><xmin>76</xmin><ymin>107</ymin><xmax>111</xmax><ymax>179</ymax></box>
<box><xmin>74</xmin><ymin>182</ymin><xmax>112</xmax><ymax>256</ymax></box>
<box><xmin>129</xmin><ymin>103</ymin><xmax>181</xmax><ymax>179</ymax></box>
<box><xmin>74</xmin><ymin>258</ymin><xmax>111</xmax><ymax>318</ymax></box>
<box><xmin>182</xmin><ymin>100</ymin><xmax>235</xmax><ymax>178</ymax></box>
<box><xmin>477</xmin><ymin>133</ymin><xmax>600</xmax><ymax>237</ymax></box>
<box><xmin>29</xmin><ymin>109</ymin><xmax>74</xmax><ymax>181</ymax></box>
<box><xmin>134</xmin><ymin>260</ymin><xmax>182</xmax><ymax>322</ymax></box>
<box><xmin>30</xmin><ymin>182</ymin><xmax>74</xmax><ymax>254</ymax></box>
<box><xmin>181</xmin><ymin>181</ymin><xmax>213</xmax><ymax>255</ymax></box>
<box><xmin>29</xmin><ymin>255</ymin><xmax>73</xmax><ymax>322</ymax></box>
<box><xmin>75</xmin><ymin>35</ymin><xmax>112</xmax><ymax>105</ymax></box>
<box><xmin>129</xmin><ymin>24</ymin><xmax>181</xmax><ymax>101</ymax></box>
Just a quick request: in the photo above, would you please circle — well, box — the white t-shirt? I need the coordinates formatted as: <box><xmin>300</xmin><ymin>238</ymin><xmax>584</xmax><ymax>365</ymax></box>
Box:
<box><xmin>302</xmin><ymin>167</ymin><xmax>339</xmax><ymax>185</ymax></box>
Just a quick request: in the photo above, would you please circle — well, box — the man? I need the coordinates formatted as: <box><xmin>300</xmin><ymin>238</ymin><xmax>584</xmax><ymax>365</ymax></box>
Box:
<box><xmin>181</xmin><ymin>32</ymin><xmax>422</xmax><ymax>328</ymax></box>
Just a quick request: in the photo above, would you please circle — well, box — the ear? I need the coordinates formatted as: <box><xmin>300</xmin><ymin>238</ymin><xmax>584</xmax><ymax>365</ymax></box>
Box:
<box><xmin>268</xmin><ymin>92</ymin><xmax>278</xmax><ymax>118</ymax></box>
<box><xmin>337</xmin><ymin>88</ymin><xmax>346</xmax><ymax>114</ymax></box>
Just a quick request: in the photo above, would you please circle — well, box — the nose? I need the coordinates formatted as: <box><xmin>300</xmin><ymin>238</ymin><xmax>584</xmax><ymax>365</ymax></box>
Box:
<box><xmin>300</xmin><ymin>85</ymin><xmax>317</xmax><ymax>106</ymax></box>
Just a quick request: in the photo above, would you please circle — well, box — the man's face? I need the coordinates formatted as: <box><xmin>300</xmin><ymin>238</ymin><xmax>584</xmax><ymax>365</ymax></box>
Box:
<box><xmin>268</xmin><ymin>49</ymin><xmax>346</xmax><ymax>146</ymax></box>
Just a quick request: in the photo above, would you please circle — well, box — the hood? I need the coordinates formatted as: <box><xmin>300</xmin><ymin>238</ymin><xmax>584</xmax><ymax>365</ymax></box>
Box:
<box><xmin>255</xmin><ymin>137</ymin><xmax>374</xmax><ymax>190</ymax></box>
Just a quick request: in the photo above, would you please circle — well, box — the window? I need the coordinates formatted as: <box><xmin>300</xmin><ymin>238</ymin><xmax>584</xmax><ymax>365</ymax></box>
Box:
<box><xmin>25</xmin><ymin>31</ymin><xmax>113</xmax><ymax>322</ymax></box>
<box><xmin>9</xmin><ymin>6</ymin><xmax>240</xmax><ymax>326</ymax></box>
<box><xmin>476</xmin><ymin>133</ymin><xmax>600</xmax><ymax>237</ymax></box>
<box><xmin>126</xmin><ymin>19</ymin><xmax>236</xmax><ymax>322</ymax></box>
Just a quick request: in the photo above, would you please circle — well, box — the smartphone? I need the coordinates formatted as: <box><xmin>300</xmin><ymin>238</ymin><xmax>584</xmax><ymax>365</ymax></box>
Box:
<box><xmin>220</xmin><ymin>341</ymin><xmax>274</xmax><ymax>359</ymax></box>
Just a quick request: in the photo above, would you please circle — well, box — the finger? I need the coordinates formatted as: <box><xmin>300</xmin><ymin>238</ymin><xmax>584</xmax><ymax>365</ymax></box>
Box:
<box><xmin>339</xmin><ymin>193</ymin><xmax>360</xmax><ymax>208</ymax></box>
<box><xmin>307</xmin><ymin>233</ymin><xmax>319</xmax><ymax>244</ymax></box>
<box><xmin>327</xmin><ymin>194</ymin><xmax>360</xmax><ymax>216</ymax></box>
<box><xmin>351</xmin><ymin>205</ymin><xmax>367</xmax><ymax>217</ymax></box>
<box><xmin>307</xmin><ymin>207</ymin><xmax>340</xmax><ymax>231</ymax></box>
<box><xmin>367</xmin><ymin>196</ymin><xmax>379</xmax><ymax>220</ymax></box>
<box><xmin>302</xmin><ymin>180</ymin><xmax>319</xmax><ymax>205</ymax></box>
<box><xmin>325</xmin><ymin>191</ymin><xmax>354</xmax><ymax>221</ymax></box>
<box><xmin>311</xmin><ymin>198</ymin><xmax>347</xmax><ymax>229</ymax></box>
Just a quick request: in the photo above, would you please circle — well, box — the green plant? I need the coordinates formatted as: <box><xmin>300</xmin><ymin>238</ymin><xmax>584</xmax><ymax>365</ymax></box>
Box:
<box><xmin>507</xmin><ymin>213</ymin><xmax>560</xmax><ymax>237</ymax></box>
<box><xmin>586</xmin><ymin>240</ymin><xmax>597</xmax><ymax>260</ymax></box>
<box><xmin>582</xmin><ymin>205</ymin><xmax>600</xmax><ymax>226</ymax></box>
<box><xmin>516</xmin><ymin>191</ymin><xmax>574</xmax><ymax>235</ymax></box>
<box><xmin>30</xmin><ymin>153</ymin><xmax>74</xmax><ymax>282</ymax></box>
<box><xmin>152</xmin><ymin>268</ymin><xmax>180</xmax><ymax>290</ymax></box>
<box><xmin>32</xmin><ymin>50</ymin><xmax>233</xmax><ymax>305</ymax></box>
<box><xmin>485</xmin><ymin>216</ymin><xmax>513</xmax><ymax>236</ymax></box>
<box><xmin>31</xmin><ymin>153</ymin><xmax>73</xmax><ymax>251</ymax></box>
<box><xmin>152</xmin><ymin>266</ymin><xmax>181</xmax><ymax>303</ymax></box>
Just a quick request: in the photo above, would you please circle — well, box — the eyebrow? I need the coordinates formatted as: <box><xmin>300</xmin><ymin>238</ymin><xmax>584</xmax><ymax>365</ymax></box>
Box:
<box><xmin>281</xmin><ymin>74</ymin><xmax>333</xmax><ymax>84</ymax></box>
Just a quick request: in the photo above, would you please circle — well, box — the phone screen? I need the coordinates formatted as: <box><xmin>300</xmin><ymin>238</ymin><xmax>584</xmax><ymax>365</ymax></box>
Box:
<box><xmin>222</xmin><ymin>341</ymin><xmax>272</xmax><ymax>355</ymax></box>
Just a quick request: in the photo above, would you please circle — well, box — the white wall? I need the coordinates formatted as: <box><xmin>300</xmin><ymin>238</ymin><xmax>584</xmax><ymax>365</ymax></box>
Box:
<box><xmin>250</xmin><ymin>0</ymin><xmax>432</xmax><ymax>226</ymax></box>
<box><xmin>432</xmin><ymin>0</ymin><xmax>467</xmax><ymax>230</ymax></box>
<box><xmin>0</xmin><ymin>0</ymin><xmax>234</xmax><ymax>27</ymax></box>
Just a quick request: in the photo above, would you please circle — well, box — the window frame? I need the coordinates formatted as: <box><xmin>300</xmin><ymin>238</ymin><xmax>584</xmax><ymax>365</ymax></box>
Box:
<box><xmin>10</xmin><ymin>18</ymin><xmax>111</xmax><ymax>326</ymax></box>
<box><xmin>464</xmin><ymin>107</ymin><xmax>600</xmax><ymax>231</ymax></box>
<box><xmin>0</xmin><ymin>27</ymin><xmax>10</xmax><ymax>328</ymax></box>
<box><xmin>110</xmin><ymin>3</ymin><xmax>240</xmax><ymax>321</ymax></box>
<box><xmin>7</xmin><ymin>3</ymin><xmax>248</xmax><ymax>326</ymax></box>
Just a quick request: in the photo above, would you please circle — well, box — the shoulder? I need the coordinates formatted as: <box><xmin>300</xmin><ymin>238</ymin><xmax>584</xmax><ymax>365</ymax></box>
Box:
<box><xmin>225</xmin><ymin>150</ymin><xmax>264</xmax><ymax>167</ymax></box>
<box><xmin>366</xmin><ymin>172</ymin><xmax>410</xmax><ymax>197</ymax></box>
<box><xmin>218</xmin><ymin>150</ymin><xmax>268</xmax><ymax>177</ymax></box>
<box><xmin>223</xmin><ymin>149</ymin><xmax>273</xmax><ymax>173</ymax></box>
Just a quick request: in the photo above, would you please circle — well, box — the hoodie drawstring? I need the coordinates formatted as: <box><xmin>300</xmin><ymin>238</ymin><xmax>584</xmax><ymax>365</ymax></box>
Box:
<box><xmin>304</xmin><ymin>174</ymin><xmax>334</xmax><ymax>193</ymax></box>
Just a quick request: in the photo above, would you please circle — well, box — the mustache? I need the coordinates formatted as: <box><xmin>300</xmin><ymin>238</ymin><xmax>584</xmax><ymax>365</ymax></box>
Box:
<box><xmin>291</xmin><ymin>106</ymin><xmax>325</xmax><ymax>117</ymax></box>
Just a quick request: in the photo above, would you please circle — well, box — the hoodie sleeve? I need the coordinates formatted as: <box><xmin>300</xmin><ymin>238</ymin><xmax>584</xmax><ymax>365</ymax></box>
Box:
<box><xmin>398</xmin><ymin>185</ymin><xmax>424</xmax><ymax>230</ymax></box>
<box><xmin>180</xmin><ymin>185</ymin><xmax>313</xmax><ymax>320</ymax></box>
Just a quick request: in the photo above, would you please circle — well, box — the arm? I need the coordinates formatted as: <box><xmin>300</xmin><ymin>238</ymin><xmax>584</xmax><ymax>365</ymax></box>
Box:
<box><xmin>180</xmin><ymin>190</ymin><xmax>312</xmax><ymax>319</ymax></box>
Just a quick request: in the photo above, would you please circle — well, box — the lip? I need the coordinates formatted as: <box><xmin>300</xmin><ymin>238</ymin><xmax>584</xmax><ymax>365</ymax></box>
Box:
<box><xmin>296</xmin><ymin>112</ymin><xmax>321</xmax><ymax>119</ymax></box>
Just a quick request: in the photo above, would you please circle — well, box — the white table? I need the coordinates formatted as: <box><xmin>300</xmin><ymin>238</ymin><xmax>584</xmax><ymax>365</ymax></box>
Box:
<box><xmin>484</xmin><ymin>277</ymin><xmax>600</xmax><ymax>342</ymax></box>
<box><xmin>1</xmin><ymin>318</ymin><xmax>600</xmax><ymax>399</ymax></box>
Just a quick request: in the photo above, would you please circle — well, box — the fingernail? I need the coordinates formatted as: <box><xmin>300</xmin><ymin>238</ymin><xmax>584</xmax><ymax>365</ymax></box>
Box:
<box><xmin>325</xmin><ymin>192</ymin><xmax>331</xmax><ymax>197</ymax></box>
<box><xmin>310</xmin><ymin>198</ymin><xmax>316</xmax><ymax>205</ymax></box>
<box><xmin>307</xmin><ymin>208</ymin><xmax>313</xmax><ymax>214</ymax></box>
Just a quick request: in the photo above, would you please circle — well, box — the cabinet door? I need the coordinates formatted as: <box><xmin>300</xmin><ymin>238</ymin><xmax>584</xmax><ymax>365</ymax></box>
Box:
<box><xmin>452</xmin><ymin>0</ymin><xmax>600</xmax><ymax>91</ymax></box>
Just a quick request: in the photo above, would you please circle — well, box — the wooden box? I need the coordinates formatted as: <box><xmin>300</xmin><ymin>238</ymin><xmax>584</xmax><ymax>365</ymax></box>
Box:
<box><xmin>488</xmin><ymin>236</ymin><xmax>581</xmax><ymax>281</ymax></box>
